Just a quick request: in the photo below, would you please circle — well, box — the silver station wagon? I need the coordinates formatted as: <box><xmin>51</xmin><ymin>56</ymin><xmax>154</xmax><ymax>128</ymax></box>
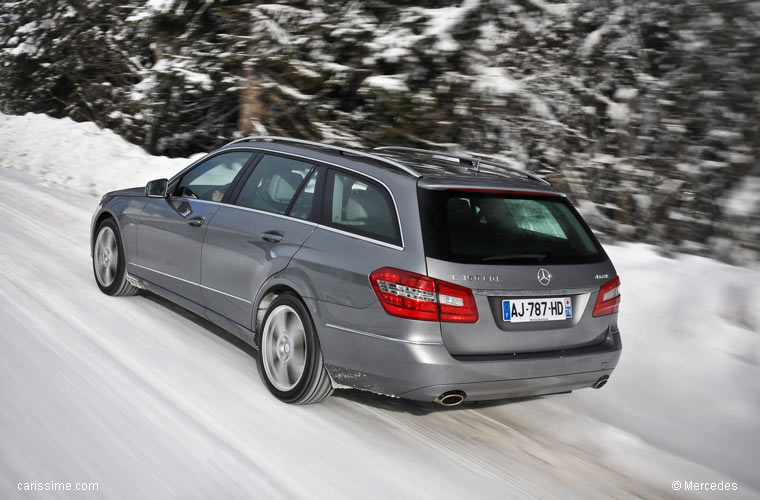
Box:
<box><xmin>91</xmin><ymin>137</ymin><xmax>622</xmax><ymax>406</ymax></box>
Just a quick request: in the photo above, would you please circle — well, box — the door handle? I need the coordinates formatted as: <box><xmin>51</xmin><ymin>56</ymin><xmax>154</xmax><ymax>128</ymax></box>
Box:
<box><xmin>260</xmin><ymin>231</ymin><xmax>283</xmax><ymax>243</ymax></box>
<box><xmin>187</xmin><ymin>216</ymin><xmax>205</xmax><ymax>227</ymax></box>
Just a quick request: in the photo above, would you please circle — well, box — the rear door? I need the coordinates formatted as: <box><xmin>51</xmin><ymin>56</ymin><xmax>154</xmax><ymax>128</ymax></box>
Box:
<box><xmin>136</xmin><ymin>151</ymin><xmax>254</xmax><ymax>304</ymax></box>
<box><xmin>417</xmin><ymin>187</ymin><xmax>618</xmax><ymax>355</ymax></box>
<box><xmin>199</xmin><ymin>154</ymin><xmax>320</xmax><ymax>329</ymax></box>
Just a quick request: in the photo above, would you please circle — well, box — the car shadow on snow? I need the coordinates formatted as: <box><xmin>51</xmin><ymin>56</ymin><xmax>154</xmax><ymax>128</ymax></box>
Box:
<box><xmin>141</xmin><ymin>293</ymin><xmax>259</xmax><ymax>359</ymax></box>
<box><xmin>140</xmin><ymin>292</ymin><xmax>555</xmax><ymax>416</ymax></box>
<box><xmin>334</xmin><ymin>389</ymin><xmax>551</xmax><ymax>416</ymax></box>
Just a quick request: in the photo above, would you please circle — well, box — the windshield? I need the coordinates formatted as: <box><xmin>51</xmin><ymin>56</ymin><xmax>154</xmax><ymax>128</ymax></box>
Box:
<box><xmin>417</xmin><ymin>189</ymin><xmax>606</xmax><ymax>265</ymax></box>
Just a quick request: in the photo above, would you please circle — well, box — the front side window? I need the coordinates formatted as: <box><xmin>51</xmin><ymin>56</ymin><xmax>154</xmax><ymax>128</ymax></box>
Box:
<box><xmin>326</xmin><ymin>171</ymin><xmax>400</xmax><ymax>245</ymax></box>
<box><xmin>235</xmin><ymin>155</ymin><xmax>314</xmax><ymax>215</ymax></box>
<box><xmin>175</xmin><ymin>151</ymin><xmax>253</xmax><ymax>202</ymax></box>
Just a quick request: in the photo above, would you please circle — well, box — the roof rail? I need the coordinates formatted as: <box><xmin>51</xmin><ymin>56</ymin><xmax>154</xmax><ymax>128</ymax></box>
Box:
<box><xmin>225</xmin><ymin>136</ymin><xmax>420</xmax><ymax>178</ymax></box>
<box><xmin>373</xmin><ymin>146</ymin><xmax>550</xmax><ymax>185</ymax></box>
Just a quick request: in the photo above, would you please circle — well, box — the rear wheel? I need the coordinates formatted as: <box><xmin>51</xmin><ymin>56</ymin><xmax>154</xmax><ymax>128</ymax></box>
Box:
<box><xmin>93</xmin><ymin>218</ymin><xmax>137</xmax><ymax>297</ymax></box>
<box><xmin>258</xmin><ymin>293</ymin><xmax>333</xmax><ymax>404</ymax></box>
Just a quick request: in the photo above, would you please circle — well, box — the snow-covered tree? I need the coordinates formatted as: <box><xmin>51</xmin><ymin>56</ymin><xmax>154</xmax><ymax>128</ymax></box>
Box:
<box><xmin>0</xmin><ymin>0</ymin><xmax>757</xmax><ymax>261</ymax></box>
<box><xmin>0</xmin><ymin>1</ymin><xmax>143</xmax><ymax>135</ymax></box>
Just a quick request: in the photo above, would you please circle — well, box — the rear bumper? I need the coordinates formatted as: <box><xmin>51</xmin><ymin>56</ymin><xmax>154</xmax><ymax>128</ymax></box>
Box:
<box><xmin>318</xmin><ymin>319</ymin><xmax>622</xmax><ymax>402</ymax></box>
<box><xmin>398</xmin><ymin>367</ymin><xmax>616</xmax><ymax>402</ymax></box>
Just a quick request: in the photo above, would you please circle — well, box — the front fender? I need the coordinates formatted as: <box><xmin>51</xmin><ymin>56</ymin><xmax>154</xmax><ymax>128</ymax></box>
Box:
<box><xmin>90</xmin><ymin>197</ymin><xmax>148</xmax><ymax>263</ymax></box>
<box><xmin>90</xmin><ymin>206</ymin><xmax>119</xmax><ymax>256</ymax></box>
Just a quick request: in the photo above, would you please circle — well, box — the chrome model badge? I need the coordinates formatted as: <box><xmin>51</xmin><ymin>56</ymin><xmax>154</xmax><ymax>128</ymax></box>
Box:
<box><xmin>537</xmin><ymin>268</ymin><xmax>552</xmax><ymax>286</ymax></box>
<box><xmin>451</xmin><ymin>275</ymin><xmax>500</xmax><ymax>282</ymax></box>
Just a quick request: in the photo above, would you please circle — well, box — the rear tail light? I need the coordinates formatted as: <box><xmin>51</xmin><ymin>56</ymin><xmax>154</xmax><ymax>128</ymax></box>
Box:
<box><xmin>369</xmin><ymin>267</ymin><xmax>478</xmax><ymax>323</ymax></box>
<box><xmin>592</xmin><ymin>276</ymin><xmax>621</xmax><ymax>317</ymax></box>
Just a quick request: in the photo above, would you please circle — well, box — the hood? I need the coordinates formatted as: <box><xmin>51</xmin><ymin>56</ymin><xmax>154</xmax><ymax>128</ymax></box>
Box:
<box><xmin>102</xmin><ymin>186</ymin><xmax>145</xmax><ymax>198</ymax></box>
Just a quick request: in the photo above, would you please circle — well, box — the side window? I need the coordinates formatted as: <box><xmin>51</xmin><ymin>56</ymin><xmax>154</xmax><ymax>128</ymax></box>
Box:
<box><xmin>236</xmin><ymin>155</ymin><xmax>313</xmax><ymax>215</ymax></box>
<box><xmin>327</xmin><ymin>171</ymin><xmax>400</xmax><ymax>245</ymax></box>
<box><xmin>287</xmin><ymin>168</ymin><xmax>320</xmax><ymax>220</ymax></box>
<box><xmin>175</xmin><ymin>152</ymin><xmax>252</xmax><ymax>202</ymax></box>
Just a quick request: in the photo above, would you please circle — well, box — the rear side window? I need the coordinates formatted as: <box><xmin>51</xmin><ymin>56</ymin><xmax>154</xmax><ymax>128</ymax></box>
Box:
<box><xmin>325</xmin><ymin>170</ymin><xmax>401</xmax><ymax>246</ymax></box>
<box><xmin>235</xmin><ymin>155</ymin><xmax>313</xmax><ymax>215</ymax></box>
<box><xmin>418</xmin><ymin>189</ymin><xmax>605</xmax><ymax>264</ymax></box>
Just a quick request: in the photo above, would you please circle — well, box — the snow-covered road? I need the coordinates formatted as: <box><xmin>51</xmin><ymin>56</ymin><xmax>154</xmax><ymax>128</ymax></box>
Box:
<box><xmin>0</xmin><ymin>165</ymin><xmax>757</xmax><ymax>499</ymax></box>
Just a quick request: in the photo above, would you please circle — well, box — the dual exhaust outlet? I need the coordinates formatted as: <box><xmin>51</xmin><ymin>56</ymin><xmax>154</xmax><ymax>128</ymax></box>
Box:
<box><xmin>435</xmin><ymin>375</ymin><xmax>610</xmax><ymax>406</ymax></box>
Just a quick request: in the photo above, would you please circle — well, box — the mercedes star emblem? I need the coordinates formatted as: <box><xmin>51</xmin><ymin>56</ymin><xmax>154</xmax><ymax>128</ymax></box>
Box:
<box><xmin>537</xmin><ymin>268</ymin><xmax>552</xmax><ymax>286</ymax></box>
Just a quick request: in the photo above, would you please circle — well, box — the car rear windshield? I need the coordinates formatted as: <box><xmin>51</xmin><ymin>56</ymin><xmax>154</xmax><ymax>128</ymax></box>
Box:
<box><xmin>417</xmin><ymin>189</ymin><xmax>606</xmax><ymax>265</ymax></box>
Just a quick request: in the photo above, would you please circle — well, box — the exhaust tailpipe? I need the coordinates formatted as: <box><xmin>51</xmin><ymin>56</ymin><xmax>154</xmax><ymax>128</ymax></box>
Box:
<box><xmin>435</xmin><ymin>390</ymin><xmax>466</xmax><ymax>407</ymax></box>
<box><xmin>591</xmin><ymin>375</ymin><xmax>609</xmax><ymax>389</ymax></box>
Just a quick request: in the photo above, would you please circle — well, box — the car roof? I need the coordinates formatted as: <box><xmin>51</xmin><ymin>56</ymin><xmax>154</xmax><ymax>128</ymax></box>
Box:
<box><xmin>373</xmin><ymin>150</ymin><xmax>559</xmax><ymax>190</ymax></box>
<box><xmin>218</xmin><ymin>138</ymin><xmax>560</xmax><ymax>195</ymax></box>
<box><xmin>219</xmin><ymin>141</ymin><xmax>413</xmax><ymax>184</ymax></box>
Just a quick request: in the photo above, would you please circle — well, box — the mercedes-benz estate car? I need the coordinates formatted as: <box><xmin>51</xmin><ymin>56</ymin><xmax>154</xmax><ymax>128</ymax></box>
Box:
<box><xmin>91</xmin><ymin>136</ymin><xmax>622</xmax><ymax>406</ymax></box>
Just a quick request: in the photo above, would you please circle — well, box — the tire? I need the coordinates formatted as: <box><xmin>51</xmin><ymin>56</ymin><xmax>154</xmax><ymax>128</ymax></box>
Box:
<box><xmin>257</xmin><ymin>293</ymin><xmax>333</xmax><ymax>404</ymax></box>
<box><xmin>92</xmin><ymin>218</ymin><xmax>138</xmax><ymax>297</ymax></box>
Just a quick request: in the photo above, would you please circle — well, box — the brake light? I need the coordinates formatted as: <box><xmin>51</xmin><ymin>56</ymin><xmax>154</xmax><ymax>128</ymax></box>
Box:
<box><xmin>369</xmin><ymin>267</ymin><xmax>478</xmax><ymax>323</ymax></box>
<box><xmin>592</xmin><ymin>276</ymin><xmax>621</xmax><ymax>317</ymax></box>
<box><xmin>451</xmin><ymin>189</ymin><xmax>560</xmax><ymax>196</ymax></box>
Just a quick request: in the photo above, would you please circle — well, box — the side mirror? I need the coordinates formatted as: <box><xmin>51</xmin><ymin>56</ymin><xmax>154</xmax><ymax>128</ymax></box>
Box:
<box><xmin>146</xmin><ymin>178</ymin><xmax>169</xmax><ymax>198</ymax></box>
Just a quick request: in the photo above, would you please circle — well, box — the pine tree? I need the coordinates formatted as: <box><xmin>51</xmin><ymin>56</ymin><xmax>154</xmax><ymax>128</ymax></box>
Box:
<box><xmin>0</xmin><ymin>0</ymin><xmax>757</xmax><ymax>261</ymax></box>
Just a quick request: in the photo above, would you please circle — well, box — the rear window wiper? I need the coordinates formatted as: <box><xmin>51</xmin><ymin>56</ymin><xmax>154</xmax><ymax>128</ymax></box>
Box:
<box><xmin>482</xmin><ymin>253</ymin><xmax>548</xmax><ymax>262</ymax></box>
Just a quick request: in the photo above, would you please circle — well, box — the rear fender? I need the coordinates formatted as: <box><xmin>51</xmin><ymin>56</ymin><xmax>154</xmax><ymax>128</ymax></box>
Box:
<box><xmin>251</xmin><ymin>268</ymin><xmax>320</xmax><ymax>341</ymax></box>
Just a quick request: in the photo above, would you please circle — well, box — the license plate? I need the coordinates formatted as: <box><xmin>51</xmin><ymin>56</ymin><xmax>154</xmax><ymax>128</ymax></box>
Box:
<box><xmin>502</xmin><ymin>297</ymin><xmax>572</xmax><ymax>323</ymax></box>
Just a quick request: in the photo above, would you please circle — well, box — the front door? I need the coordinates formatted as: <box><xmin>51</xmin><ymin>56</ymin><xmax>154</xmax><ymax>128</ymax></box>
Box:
<box><xmin>135</xmin><ymin>151</ymin><xmax>254</xmax><ymax>304</ymax></box>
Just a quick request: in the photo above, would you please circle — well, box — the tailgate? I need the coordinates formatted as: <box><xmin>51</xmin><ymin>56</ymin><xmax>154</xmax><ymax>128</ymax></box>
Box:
<box><xmin>428</xmin><ymin>259</ymin><xmax>616</xmax><ymax>354</ymax></box>
<box><xmin>417</xmin><ymin>186</ymin><xmax>618</xmax><ymax>355</ymax></box>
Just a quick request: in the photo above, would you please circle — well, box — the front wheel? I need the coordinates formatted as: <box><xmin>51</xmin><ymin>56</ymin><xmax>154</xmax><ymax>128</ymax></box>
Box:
<box><xmin>258</xmin><ymin>293</ymin><xmax>333</xmax><ymax>404</ymax></box>
<box><xmin>92</xmin><ymin>218</ymin><xmax>137</xmax><ymax>297</ymax></box>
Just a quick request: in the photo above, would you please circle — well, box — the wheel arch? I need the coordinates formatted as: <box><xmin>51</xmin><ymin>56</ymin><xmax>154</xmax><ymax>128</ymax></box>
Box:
<box><xmin>252</xmin><ymin>271</ymin><xmax>320</xmax><ymax>344</ymax></box>
<box><xmin>91</xmin><ymin>210</ymin><xmax>119</xmax><ymax>256</ymax></box>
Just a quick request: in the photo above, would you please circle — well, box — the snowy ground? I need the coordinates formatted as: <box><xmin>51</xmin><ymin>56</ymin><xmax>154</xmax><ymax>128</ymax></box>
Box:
<box><xmin>1</xmin><ymin>113</ymin><xmax>758</xmax><ymax>499</ymax></box>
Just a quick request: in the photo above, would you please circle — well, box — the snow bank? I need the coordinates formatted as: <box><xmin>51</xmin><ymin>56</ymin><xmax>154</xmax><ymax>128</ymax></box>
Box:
<box><xmin>561</xmin><ymin>244</ymin><xmax>760</xmax><ymax>490</ymax></box>
<box><xmin>0</xmin><ymin>112</ymin><xmax>199</xmax><ymax>197</ymax></box>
